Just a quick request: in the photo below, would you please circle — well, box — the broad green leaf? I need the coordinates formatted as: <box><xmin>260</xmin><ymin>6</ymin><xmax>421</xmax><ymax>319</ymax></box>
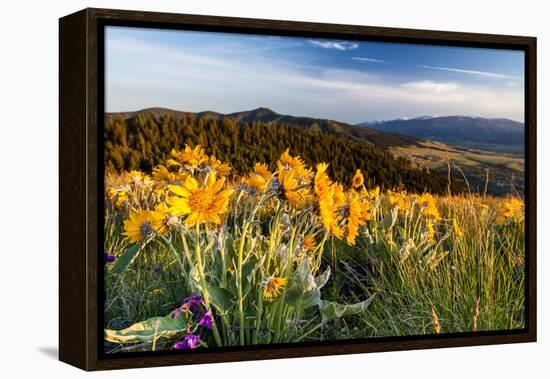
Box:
<box><xmin>205</xmin><ymin>283</ymin><xmax>234</xmax><ymax>313</ymax></box>
<box><xmin>314</xmin><ymin>267</ymin><xmax>331</xmax><ymax>290</ymax></box>
<box><xmin>285</xmin><ymin>258</ymin><xmax>326</xmax><ymax>310</ymax></box>
<box><xmin>111</xmin><ymin>245</ymin><xmax>140</xmax><ymax>275</ymax></box>
<box><xmin>104</xmin><ymin>314</ymin><xmax>185</xmax><ymax>344</ymax></box>
<box><xmin>318</xmin><ymin>296</ymin><xmax>375</xmax><ymax>322</ymax></box>
<box><xmin>285</xmin><ymin>283</ymin><xmax>321</xmax><ymax>310</ymax></box>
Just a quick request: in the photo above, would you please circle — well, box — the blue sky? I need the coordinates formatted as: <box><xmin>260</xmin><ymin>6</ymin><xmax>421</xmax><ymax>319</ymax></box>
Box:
<box><xmin>106</xmin><ymin>26</ymin><xmax>525</xmax><ymax>123</ymax></box>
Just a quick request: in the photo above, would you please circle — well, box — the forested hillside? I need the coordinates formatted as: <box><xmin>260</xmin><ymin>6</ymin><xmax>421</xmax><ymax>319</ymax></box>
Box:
<box><xmin>105</xmin><ymin>111</ymin><xmax>464</xmax><ymax>194</ymax></box>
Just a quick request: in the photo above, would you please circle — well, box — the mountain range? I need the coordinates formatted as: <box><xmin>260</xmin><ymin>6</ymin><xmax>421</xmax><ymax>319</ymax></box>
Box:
<box><xmin>107</xmin><ymin>107</ymin><xmax>525</xmax><ymax>195</ymax></box>
<box><xmin>110</xmin><ymin>107</ymin><xmax>420</xmax><ymax>149</ymax></box>
<box><xmin>357</xmin><ymin>115</ymin><xmax>524</xmax><ymax>151</ymax></box>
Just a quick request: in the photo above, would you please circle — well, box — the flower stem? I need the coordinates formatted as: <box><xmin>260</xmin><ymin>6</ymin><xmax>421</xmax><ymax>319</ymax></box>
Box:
<box><xmin>194</xmin><ymin>223</ymin><xmax>223</xmax><ymax>347</ymax></box>
<box><xmin>236</xmin><ymin>220</ymin><xmax>249</xmax><ymax>345</ymax></box>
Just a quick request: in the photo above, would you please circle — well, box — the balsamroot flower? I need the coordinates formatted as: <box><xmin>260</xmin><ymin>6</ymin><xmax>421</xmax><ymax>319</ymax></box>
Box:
<box><xmin>318</xmin><ymin>184</ymin><xmax>346</xmax><ymax>239</ymax></box>
<box><xmin>426</xmin><ymin>220</ymin><xmax>435</xmax><ymax>242</ymax></box>
<box><xmin>150</xmin><ymin>203</ymin><xmax>179</xmax><ymax>235</ymax></box>
<box><xmin>388</xmin><ymin>190</ymin><xmax>409</xmax><ymax>212</ymax></box>
<box><xmin>277</xmin><ymin>149</ymin><xmax>312</xmax><ymax>182</ymax></box>
<box><xmin>418</xmin><ymin>193</ymin><xmax>441</xmax><ymax>221</ymax></box>
<box><xmin>500</xmin><ymin>198</ymin><xmax>523</xmax><ymax>219</ymax></box>
<box><xmin>126</xmin><ymin>170</ymin><xmax>152</xmax><ymax>185</ymax></box>
<box><xmin>277</xmin><ymin>166</ymin><xmax>309</xmax><ymax>209</ymax></box>
<box><xmin>303</xmin><ymin>234</ymin><xmax>317</xmax><ymax>252</ymax></box>
<box><xmin>152</xmin><ymin>164</ymin><xmax>186</xmax><ymax>187</ymax></box>
<box><xmin>243</xmin><ymin>162</ymin><xmax>272</xmax><ymax>193</ymax></box>
<box><xmin>168</xmin><ymin>145</ymin><xmax>208</xmax><ymax>167</ymax></box>
<box><xmin>122</xmin><ymin>210</ymin><xmax>156</xmax><ymax>243</ymax></box>
<box><xmin>168</xmin><ymin>172</ymin><xmax>234</xmax><ymax>228</ymax></box>
<box><xmin>263</xmin><ymin>276</ymin><xmax>287</xmax><ymax>300</ymax></box>
<box><xmin>107</xmin><ymin>188</ymin><xmax>128</xmax><ymax>206</ymax></box>
<box><xmin>314</xmin><ymin>163</ymin><xmax>345</xmax><ymax>238</ymax></box>
<box><xmin>352</xmin><ymin>169</ymin><xmax>364</xmax><ymax>189</ymax></box>
<box><xmin>206</xmin><ymin>155</ymin><xmax>231</xmax><ymax>177</ymax></box>
<box><xmin>173</xmin><ymin>332</ymin><xmax>201</xmax><ymax>349</ymax></box>
<box><xmin>344</xmin><ymin>190</ymin><xmax>372</xmax><ymax>246</ymax></box>
<box><xmin>314</xmin><ymin>163</ymin><xmax>331</xmax><ymax>198</ymax></box>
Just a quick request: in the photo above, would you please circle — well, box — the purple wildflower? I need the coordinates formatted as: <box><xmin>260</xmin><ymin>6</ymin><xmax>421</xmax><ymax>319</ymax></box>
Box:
<box><xmin>154</xmin><ymin>265</ymin><xmax>161</xmax><ymax>273</ymax></box>
<box><xmin>171</xmin><ymin>294</ymin><xmax>204</xmax><ymax>318</ymax></box>
<box><xmin>198</xmin><ymin>311</ymin><xmax>213</xmax><ymax>330</ymax></box>
<box><xmin>104</xmin><ymin>252</ymin><xmax>115</xmax><ymax>263</ymax></box>
<box><xmin>172</xmin><ymin>333</ymin><xmax>201</xmax><ymax>349</ymax></box>
<box><xmin>183</xmin><ymin>294</ymin><xmax>203</xmax><ymax>311</ymax></box>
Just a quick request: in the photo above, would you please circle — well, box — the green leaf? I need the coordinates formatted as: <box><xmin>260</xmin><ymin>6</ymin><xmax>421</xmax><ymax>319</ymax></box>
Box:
<box><xmin>242</xmin><ymin>255</ymin><xmax>266</xmax><ymax>297</ymax></box>
<box><xmin>314</xmin><ymin>267</ymin><xmax>331</xmax><ymax>290</ymax></box>
<box><xmin>318</xmin><ymin>296</ymin><xmax>375</xmax><ymax>322</ymax></box>
<box><xmin>205</xmin><ymin>283</ymin><xmax>234</xmax><ymax>313</ymax></box>
<box><xmin>284</xmin><ymin>258</ymin><xmax>327</xmax><ymax>310</ymax></box>
<box><xmin>244</xmin><ymin>303</ymin><xmax>259</xmax><ymax>319</ymax></box>
<box><xmin>111</xmin><ymin>245</ymin><xmax>140</xmax><ymax>275</ymax></box>
<box><xmin>104</xmin><ymin>314</ymin><xmax>185</xmax><ymax>344</ymax></box>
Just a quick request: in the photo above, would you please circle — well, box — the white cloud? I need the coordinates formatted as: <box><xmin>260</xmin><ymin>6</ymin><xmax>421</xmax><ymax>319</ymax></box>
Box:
<box><xmin>418</xmin><ymin>64</ymin><xmax>523</xmax><ymax>80</ymax></box>
<box><xmin>308</xmin><ymin>40</ymin><xmax>359</xmax><ymax>51</ymax></box>
<box><xmin>401</xmin><ymin>80</ymin><xmax>459</xmax><ymax>93</ymax></box>
<box><xmin>352</xmin><ymin>56</ymin><xmax>386</xmax><ymax>63</ymax></box>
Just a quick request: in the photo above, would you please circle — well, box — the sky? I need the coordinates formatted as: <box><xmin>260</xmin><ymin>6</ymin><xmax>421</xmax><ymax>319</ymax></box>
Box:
<box><xmin>105</xmin><ymin>26</ymin><xmax>525</xmax><ymax>123</ymax></box>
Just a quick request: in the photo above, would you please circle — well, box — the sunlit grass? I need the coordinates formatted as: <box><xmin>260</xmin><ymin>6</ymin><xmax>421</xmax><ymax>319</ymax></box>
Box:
<box><xmin>103</xmin><ymin>145</ymin><xmax>525</xmax><ymax>352</ymax></box>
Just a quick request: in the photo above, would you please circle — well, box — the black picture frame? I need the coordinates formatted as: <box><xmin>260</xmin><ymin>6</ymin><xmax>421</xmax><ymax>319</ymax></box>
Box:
<box><xmin>59</xmin><ymin>7</ymin><xmax>537</xmax><ymax>371</ymax></box>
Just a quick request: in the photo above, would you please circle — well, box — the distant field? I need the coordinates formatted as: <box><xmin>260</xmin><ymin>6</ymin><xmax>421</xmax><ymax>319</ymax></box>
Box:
<box><xmin>390</xmin><ymin>141</ymin><xmax>524</xmax><ymax>195</ymax></box>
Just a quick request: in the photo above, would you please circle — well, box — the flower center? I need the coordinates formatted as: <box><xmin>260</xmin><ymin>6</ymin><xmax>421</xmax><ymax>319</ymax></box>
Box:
<box><xmin>140</xmin><ymin>221</ymin><xmax>154</xmax><ymax>238</ymax></box>
<box><xmin>189</xmin><ymin>189</ymin><xmax>215</xmax><ymax>212</ymax></box>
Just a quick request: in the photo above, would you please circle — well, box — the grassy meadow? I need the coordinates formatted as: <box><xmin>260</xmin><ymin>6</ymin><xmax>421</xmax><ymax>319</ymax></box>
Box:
<box><xmin>103</xmin><ymin>146</ymin><xmax>525</xmax><ymax>352</ymax></box>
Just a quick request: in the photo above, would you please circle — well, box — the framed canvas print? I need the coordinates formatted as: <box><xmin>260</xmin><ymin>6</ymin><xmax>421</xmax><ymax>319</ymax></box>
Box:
<box><xmin>59</xmin><ymin>8</ymin><xmax>536</xmax><ymax>371</ymax></box>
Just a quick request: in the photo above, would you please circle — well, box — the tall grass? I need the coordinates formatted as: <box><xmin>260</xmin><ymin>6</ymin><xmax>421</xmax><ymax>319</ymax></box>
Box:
<box><xmin>103</xmin><ymin>147</ymin><xmax>525</xmax><ymax>352</ymax></box>
<box><xmin>336</xmin><ymin>195</ymin><xmax>524</xmax><ymax>338</ymax></box>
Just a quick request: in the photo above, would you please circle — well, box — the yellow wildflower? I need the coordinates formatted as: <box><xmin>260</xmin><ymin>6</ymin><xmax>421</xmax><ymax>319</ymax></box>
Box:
<box><xmin>125</xmin><ymin>170</ymin><xmax>152</xmax><ymax>187</ymax></box>
<box><xmin>150</xmin><ymin>203</ymin><xmax>179</xmax><ymax>236</ymax></box>
<box><xmin>107</xmin><ymin>188</ymin><xmax>128</xmax><ymax>206</ymax></box>
<box><xmin>367</xmin><ymin>186</ymin><xmax>380</xmax><ymax>200</ymax></box>
<box><xmin>500</xmin><ymin>198</ymin><xmax>523</xmax><ymax>219</ymax></box>
<box><xmin>277</xmin><ymin>166</ymin><xmax>309</xmax><ymax>209</ymax></box>
<box><xmin>419</xmin><ymin>193</ymin><xmax>441</xmax><ymax>221</ymax></box>
<box><xmin>426</xmin><ymin>220</ymin><xmax>435</xmax><ymax>242</ymax></box>
<box><xmin>314</xmin><ymin>163</ymin><xmax>332</xmax><ymax>198</ymax></box>
<box><xmin>123</xmin><ymin>210</ymin><xmax>156</xmax><ymax>244</ymax></box>
<box><xmin>207</xmin><ymin>155</ymin><xmax>231</xmax><ymax>177</ymax></box>
<box><xmin>389</xmin><ymin>190</ymin><xmax>408</xmax><ymax>212</ymax></box>
<box><xmin>168</xmin><ymin>145</ymin><xmax>207</xmax><ymax>167</ymax></box>
<box><xmin>345</xmin><ymin>190</ymin><xmax>372</xmax><ymax>246</ymax></box>
<box><xmin>303</xmin><ymin>234</ymin><xmax>317</xmax><ymax>252</ymax></box>
<box><xmin>152</xmin><ymin>165</ymin><xmax>186</xmax><ymax>186</ymax></box>
<box><xmin>318</xmin><ymin>183</ymin><xmax>345</xmax><ymax>239</ymax></box>
<box><xmin>168</xmin><ymin>172</ymin><xmax>234</xmax><ymax>228</ymax></box>
<box><xmin>277</xmin><ymin>149</ymin><xmax>312</xmax><ymax>183</ymax></box>
<box><xmin>263</xmin><ymin>277</ymin><xmax>287</xmax><ymax>300</ymax></box>
<box><xmin>352</xmin><ymin>169</ymin><xmax>364</xmax><ymax>189</ymax></box>
<box><xmin>243</xmin><ymin>163</ymin><xmax>272</xmax><ymax>193</ymax></box>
